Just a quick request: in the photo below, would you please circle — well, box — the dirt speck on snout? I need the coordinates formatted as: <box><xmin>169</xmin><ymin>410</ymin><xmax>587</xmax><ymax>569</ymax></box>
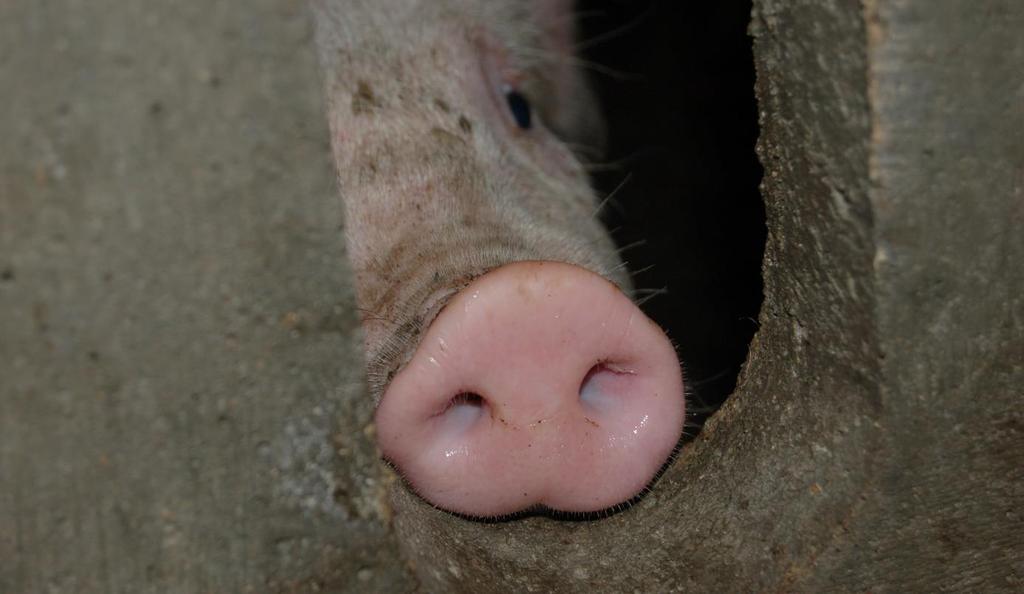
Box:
<box><xmin>352</xmin><ymin>80</ymin><xmax>381</xmax><ymax>115</ymax></box>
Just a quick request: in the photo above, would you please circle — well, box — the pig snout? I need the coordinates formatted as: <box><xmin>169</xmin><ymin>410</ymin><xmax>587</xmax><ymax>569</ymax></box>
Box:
<box><xmin>375</xmin><ymin>261</ymin><xmax>685</xmax><ymax>517</ymax></box>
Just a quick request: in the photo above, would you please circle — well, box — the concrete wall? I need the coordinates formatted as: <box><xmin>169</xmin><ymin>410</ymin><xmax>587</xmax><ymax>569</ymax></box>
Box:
<box><xmin>0</xmin><ymin>2</ymin><xmax>410</xmax><ymax>591</ymax></box>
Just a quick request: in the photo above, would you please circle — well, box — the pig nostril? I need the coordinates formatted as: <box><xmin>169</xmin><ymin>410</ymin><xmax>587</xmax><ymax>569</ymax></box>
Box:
<box><xmin>433</xmin><ymin>392</ymin><xmax>487</xmax><ymax>435</ymax></box>
<box><xmin>578</xmin><ymin>362</ymin><xmax>634</xmax><ymax>414</ymax></box>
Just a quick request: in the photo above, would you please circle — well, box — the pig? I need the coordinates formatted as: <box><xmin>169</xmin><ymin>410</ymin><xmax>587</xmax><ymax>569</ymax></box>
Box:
<box><xmin>310</xmin><ymin>0</ymin><xmax>685</xmax><ymax>518</ymax></box>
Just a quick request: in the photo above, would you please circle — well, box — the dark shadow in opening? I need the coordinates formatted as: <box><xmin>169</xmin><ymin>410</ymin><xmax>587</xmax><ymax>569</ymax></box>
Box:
<box><xmin>578</xmin><ymin>0</ymin><xmax>766</xmax><ymax>436</ymax></box>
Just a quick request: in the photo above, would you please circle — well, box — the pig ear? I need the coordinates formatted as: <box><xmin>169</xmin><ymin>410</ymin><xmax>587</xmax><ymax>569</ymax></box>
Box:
<box><xmin>531</xmin><ymin>0</ymin><xmax>608</xmax><ymax>161</ymax></box>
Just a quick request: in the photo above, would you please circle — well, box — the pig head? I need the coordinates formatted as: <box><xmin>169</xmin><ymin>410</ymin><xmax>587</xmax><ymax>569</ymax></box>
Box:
<box><xmin>311</xmin><ymin>0</ymin><xmax>686</xmax><ymax>518</ymax></box>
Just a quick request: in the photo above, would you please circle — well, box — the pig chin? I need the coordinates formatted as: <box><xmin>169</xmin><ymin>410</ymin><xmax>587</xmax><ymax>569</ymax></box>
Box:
<box><xmin>317</xmin><ymin>8</ymin><xmax>686</xmax><ymax>518</ymax></box>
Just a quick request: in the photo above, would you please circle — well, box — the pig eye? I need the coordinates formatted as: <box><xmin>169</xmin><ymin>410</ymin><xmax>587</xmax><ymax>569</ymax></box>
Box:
<box><xmin>504</xmin><ymin>89</ymin><xmax>532</xmax><ymax>130</ymax></box>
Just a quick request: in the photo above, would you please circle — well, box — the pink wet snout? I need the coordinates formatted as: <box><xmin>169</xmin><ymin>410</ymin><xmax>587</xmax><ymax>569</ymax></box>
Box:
<box><xmin>375</xmin><ymin>261</ymin><xmax>685</xmax><ymax>517</ymax></box>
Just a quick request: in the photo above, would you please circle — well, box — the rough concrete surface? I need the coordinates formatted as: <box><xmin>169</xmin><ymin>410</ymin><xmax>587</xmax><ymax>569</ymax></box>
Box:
<box><xmin>0</xmin><ymin>1</ymin><xmax>412</xmax><ymax>591</ymax></box>
<box><xmin>1</xmin><ymin>0</ymin><xmax>1021</xmax><ymax>593</ymax></box>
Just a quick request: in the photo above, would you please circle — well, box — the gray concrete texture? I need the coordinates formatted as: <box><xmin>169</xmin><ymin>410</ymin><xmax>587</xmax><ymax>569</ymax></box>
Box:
<box><xmin>0</xmin><ymin>1</ymin><xmax>409</xmax><ymax>591</ymax></box>
<box><xmin>1</xmin><ymin>0</ymin><xmax>1021</xmax><ymax>592</ymax></box>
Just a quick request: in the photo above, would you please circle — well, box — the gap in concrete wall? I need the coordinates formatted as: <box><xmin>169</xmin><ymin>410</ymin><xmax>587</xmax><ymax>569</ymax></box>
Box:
<box><xmin>579</xmin><ymin>0</ymin><xmax>765</xmax><ymax>437</ymax></box>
